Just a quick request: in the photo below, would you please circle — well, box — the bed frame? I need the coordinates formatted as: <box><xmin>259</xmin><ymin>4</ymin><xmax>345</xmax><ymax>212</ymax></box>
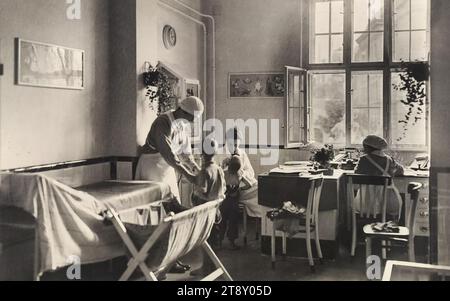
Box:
<box><xmin>1</xmin><ymin>156</ymin><xmax>141</xmax><ymax>281</ymax></box>
<box><xmin>1</xmin><ymin>156</ymin><xmax>139</xmax><ymax>180</ymax></box>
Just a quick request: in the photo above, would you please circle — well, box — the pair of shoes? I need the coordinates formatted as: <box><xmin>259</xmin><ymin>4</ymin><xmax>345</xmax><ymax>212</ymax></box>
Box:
<box><xmin>168</xmin><ymin>261</ymin><xmax>190</xmax><ymax>274</ymax></box>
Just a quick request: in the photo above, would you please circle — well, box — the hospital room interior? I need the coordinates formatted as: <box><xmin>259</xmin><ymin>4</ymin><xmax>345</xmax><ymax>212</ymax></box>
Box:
<box><xmin>0</xmin><ymin>0</ymin><xmax>450</xmax><ymax>282</ymax></box>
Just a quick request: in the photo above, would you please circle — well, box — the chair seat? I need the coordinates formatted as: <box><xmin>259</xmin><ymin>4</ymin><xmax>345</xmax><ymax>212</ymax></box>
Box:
<box><xmin>363</xmin><ymin>224</ymin><xmax>409</xmax><ymax>238</ymax></box>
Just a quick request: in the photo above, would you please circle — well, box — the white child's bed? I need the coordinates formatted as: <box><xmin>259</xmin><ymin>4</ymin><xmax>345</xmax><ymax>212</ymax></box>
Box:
<box><xmin>0</xmin><ymin>173</ymin><xmax>173</xmax><ymax>280</ymax></box>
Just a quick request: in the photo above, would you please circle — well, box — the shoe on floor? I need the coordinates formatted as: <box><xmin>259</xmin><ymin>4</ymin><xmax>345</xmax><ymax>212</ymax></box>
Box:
<box><xmin>168</xmin><ymin>262</ymin><xmax>189</xmax><ymax>274</ymax></box>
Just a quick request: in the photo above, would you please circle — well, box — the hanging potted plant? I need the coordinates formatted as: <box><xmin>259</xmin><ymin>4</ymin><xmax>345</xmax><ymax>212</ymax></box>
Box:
<box><xmin>143</xmin><ymin>62</ymin><xmax>176</xmax><ymax>116</ymax></box>
<box><xmin>393</xmin><ymin>61</ymin><xmax>429</xmax><ymax>142</ymax></box>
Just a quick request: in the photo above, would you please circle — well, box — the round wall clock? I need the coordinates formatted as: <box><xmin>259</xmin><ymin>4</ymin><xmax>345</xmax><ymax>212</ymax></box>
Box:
<box><xmin>163</xmin><ymin>25</ymin><xmax>177</xmax><ymax>49</ymax></box>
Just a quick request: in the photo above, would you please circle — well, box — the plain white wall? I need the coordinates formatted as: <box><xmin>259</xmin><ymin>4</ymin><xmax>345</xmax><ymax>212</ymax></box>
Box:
<box><xmin>136</xmin><ymin>0</ymin><xmax>207</xmax><ymax>147</ymax></box>
<box><xmin>0</xmin><ymin>0</ymin><xmax>111</xmax><ymax>169</ymax></box>
<box><xmin>203</xmin><ymin>0</ymin><xmax>303</xmax><ymax>147</ymax></box>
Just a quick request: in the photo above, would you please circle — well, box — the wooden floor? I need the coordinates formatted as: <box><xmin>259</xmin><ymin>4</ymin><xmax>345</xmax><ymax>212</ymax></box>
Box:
<box><xmin>2</xmin><ymin>218</ymin><xmax>419</xmax><ymax>281</ymax></box>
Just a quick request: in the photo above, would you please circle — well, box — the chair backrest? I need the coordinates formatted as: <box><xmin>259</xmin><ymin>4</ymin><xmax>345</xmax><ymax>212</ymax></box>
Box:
<box><xmin>407</xmin><ymin>182</ymin><xmax>423</xmax><ymax>238</ymax></box>
<box><xmin>347</xmin><ymin>174</ymin><xmax>392</xmax><ymax>221</ymax></box>
<box><xmin>306</xmin><ymin>177</ymin><xmax>324</xmax><ymax>226</ymax></box>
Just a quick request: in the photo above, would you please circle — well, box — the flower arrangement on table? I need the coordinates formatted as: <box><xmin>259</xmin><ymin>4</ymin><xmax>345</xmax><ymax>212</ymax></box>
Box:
<box><xmin>311</xmin><ymin>144</ymin><xmax>335</xmax><ymax>174</ymax></box>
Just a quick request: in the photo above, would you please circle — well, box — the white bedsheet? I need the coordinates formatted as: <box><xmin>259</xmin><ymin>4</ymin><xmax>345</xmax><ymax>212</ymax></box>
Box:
<box><xmin>0</xmin><ymin>173</ymin><xmax>169</xmax><ymax>278</ymax></box>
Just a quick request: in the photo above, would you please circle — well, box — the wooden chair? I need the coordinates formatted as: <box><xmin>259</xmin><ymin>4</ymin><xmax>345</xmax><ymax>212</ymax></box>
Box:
<box><xmin>104</xmin><ymin>199</ymin><xmax>233</xmax><ymax>281</ymax></box>
<box><xmin>365</xmin><ymin>182</ymin><xmax>423</xmax><ymax>263</ymax></box>
<box><xmin>348</xmin><ymin>174</ymin><xmax>392</xmax><ymax>259</ymax></box>
<box><xmin>270</xmin><ymin>177</ymin><xmax>324</xmax><ymax>272</ymax></box>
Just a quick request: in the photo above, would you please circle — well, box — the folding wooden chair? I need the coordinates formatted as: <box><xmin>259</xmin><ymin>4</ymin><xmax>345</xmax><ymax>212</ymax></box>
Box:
<box><xmin>104</xmin><ymin>199</ymin><xmax>233</xmax><ymax>281</ymax></box>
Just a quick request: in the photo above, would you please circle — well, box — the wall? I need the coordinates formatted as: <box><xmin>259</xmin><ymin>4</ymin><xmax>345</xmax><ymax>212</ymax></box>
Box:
<box><xmin>110</xmin><ymin>0</ymin><xmax>138</xmax><ymax>156</ymax></box>
<box><xmin>203</xmin><ymin>0</ymin><xmax>303</xmax><ymax>147</ymax></box>
<box><xmin>0</xmin><ymin>0</ymin><xmax>111</xmax><ymax>169</ymax></box>
<box><xmin>136</xmin><ymin>0</ymin><xmax>207</xmax><ymax>146</ymax></box>
<box><xmin>430</xmin><ymin>0</ymin><xmax>450</xmax><ymax>266</ymax></box>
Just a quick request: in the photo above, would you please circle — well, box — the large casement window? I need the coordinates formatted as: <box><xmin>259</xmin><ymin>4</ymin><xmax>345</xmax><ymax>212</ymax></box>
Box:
<box><xmin>285</xmin><ymin>0</ymin><xmax>430</xmax><ymax>150</ymax></box>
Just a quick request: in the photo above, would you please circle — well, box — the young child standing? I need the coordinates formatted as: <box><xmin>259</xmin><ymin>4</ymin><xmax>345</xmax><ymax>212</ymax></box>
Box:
<box><xmin>190</xmin><ymin>138</ymin><xmax>226</xmax><ymax>277</ymax></box>
<box><xmin>220</xmin><ymin>155</ymin><xmax>253</xmax><ymax>250</ymax></box>
<box><xmin>192</xmin><ymin>138</ymin><xmax>226</xmax><ymax>206</ymax></box>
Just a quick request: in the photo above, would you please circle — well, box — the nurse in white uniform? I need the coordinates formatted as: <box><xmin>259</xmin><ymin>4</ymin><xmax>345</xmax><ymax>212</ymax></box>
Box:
<box><xmin>136</xmin><ymin>96</ymin><xmax>204</xmax><ymax>199</ymax></box>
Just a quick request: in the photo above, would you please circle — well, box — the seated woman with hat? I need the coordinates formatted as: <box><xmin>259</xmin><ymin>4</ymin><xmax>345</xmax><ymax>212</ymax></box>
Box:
<box><xmin>354</xmin><ymin>135</ymin><xmax>405</xmax><ymax>219</ymax></box>
<box><xmin>356</xmin><ymin>135</ymin><xmax>404</xmax><ymax>177</ymax></box>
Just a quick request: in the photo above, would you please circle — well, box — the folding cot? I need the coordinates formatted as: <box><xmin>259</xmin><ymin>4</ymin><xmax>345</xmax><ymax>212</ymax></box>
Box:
<box><xmin>104</xmin><ymin>199</ymin><xmax>233</xmax><ymax>281</ymax></box>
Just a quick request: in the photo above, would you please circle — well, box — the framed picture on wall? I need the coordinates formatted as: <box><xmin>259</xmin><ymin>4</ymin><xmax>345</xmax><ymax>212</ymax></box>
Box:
<box><xmin>185</xmin><ymin>79</ymin><xmax>201</xmax><ymax>98</ymax></box>
<box><xmin>184</xmin><ymin>79</ymin><xmax>202</xmax><ymax>144</ymax></box>
<box><xmin>15</xmin><ymin>38</ymin><xmax>85</xmax><ymax>90</ymax></box>
<box><xmin>228</xmin><ymin>72</ymin><xmax>285</xmax><ymax>99</ymax></box>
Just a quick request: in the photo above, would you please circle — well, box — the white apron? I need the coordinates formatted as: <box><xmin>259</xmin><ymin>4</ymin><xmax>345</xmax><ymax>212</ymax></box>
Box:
<box><xmin>135</xmin><ymin>112</ymin><xmax>180</xmax><ymax>199</ymax></box>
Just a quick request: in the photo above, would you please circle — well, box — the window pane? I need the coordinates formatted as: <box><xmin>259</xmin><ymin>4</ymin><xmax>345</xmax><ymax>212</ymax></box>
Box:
<box><xmin>370</xmin><ymin>32</ymin><xmax>384</xmax><ymax>61</ymax></box>
<box><xmin>331</xmin><ymin>0</ymin><xmax>344</xmax><ymax>33</ymax></box>
<box><xmin>315</xmin><ymin>0</ymin><xmax>330</xmax><ymax>34</ymax></box>
<box><xmin>411</xmin><ymin>0</ymin><xmax>428</xmax><ymax>30</ymax></box>
<box><xmin>351</xmin><ymin>72</ymin><xmax>383</xmax><ymax>145</ymax></box>
<box><xmin>369</xmin><ymin>74</ymin><xmax>383</xmax><ymax>107</ymax></box>
<box><xmin>353</xmin><ymin>33</ymin><xmax>369</xmax><ymax>62</ymax></box>
<box><xmin>311</xmin><ymin>0</ymin><xmax>343</xmax><ymax>64</ymax></box>
<box><xmin>331</xmin><ymin>34</ymin><xmax>344</xmax><ymax>63</ymax></box>
<box><xmin>394</xmin><ymin>0</ymin><xmax>410</xmax><ymax>31</ymax></box>
<box><xmin>289</xmin><ymin>74</ymin><xmax>301</xmax><ymax>107</ymax></box>
<box><xmin>369</xmin><ymin>0</ymin><xmax>384</xmax><ymax>31</ymax></box>
<box><xmin>393</xmin><ymin>0</ymin><xmax>429</xmax><ymax>62</ymax></box>
<box><xmin>315</xmin><ymin>35</ymin><xmax>330</xmax><ymax>63</ymax></box>
<box><xmin>352</xmin><ymin>109</ymin><xmax>369</xmax><ymax>144</ymax></box>
<box><xmin>310</xmin><ymin>73</ymin><xmax>346</xmax><ymax>145</ymax></box>
<box><xmin>352</xmin><ymin>74</ymin><xmax>369</xmax><ymax>107</ymax></box>
<box><xmin>354</xmin><ymin>0</ymin><xmax>369</xmax><ymax>32</ymax></box>
<box><xmin>289</xmin><ymin>108</ymin><xmax>301</xmax><ymax>143</ymax></box>
<box><xmin>352</xmin><ymin>0</ymin><xmax>384</xmax><ymax>62</ymax></box>
<box><xmin>411</xmin><ymin>30</ymin><xmax>428</xmax><ymax>61</ymax></box>
<box><xmin>394</xmin><ymin>31</ymin><xmax>410</xmax><ymax>61</ymax></box>
<box><xmin>289</xmin><ymin>108</ymin><xmax>299</xmax><ymax>140</ymax></box>
<box><xmin>369</xmin><ymin>108</ymin><xmax>383</xmax><ymax>137</ymax></box>
<box><xmin>391</xmin><ymin>72</ymin><xmax>427</xmax><ymax>146</ymax></box>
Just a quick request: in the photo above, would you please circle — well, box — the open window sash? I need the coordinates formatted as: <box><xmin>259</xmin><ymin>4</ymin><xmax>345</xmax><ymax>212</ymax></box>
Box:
<box><xmin>285</xmin><ymin>66</ymin><xmax>309</xmax><ymax>149</ymax></box>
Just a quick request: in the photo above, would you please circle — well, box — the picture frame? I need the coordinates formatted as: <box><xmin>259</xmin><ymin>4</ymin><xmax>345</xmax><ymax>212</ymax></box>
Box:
<box><xmin>184</xmin><ymin>79</ymin><xmax>203</xmax><ymax>144</ymax></box>
<box><xmin>15</xmin><ymin>38</ymin><xmax>85</xmax><ymax>90</ymax></box>
<box><xmin>185</xmin><ymin>78</ymin><xmax>201</xmax><ymax>99</ymax></box>
<box><xmin>228</xmin><ymin>72</ymin><xmax>285</xmax><ymax>99</ymax></box>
